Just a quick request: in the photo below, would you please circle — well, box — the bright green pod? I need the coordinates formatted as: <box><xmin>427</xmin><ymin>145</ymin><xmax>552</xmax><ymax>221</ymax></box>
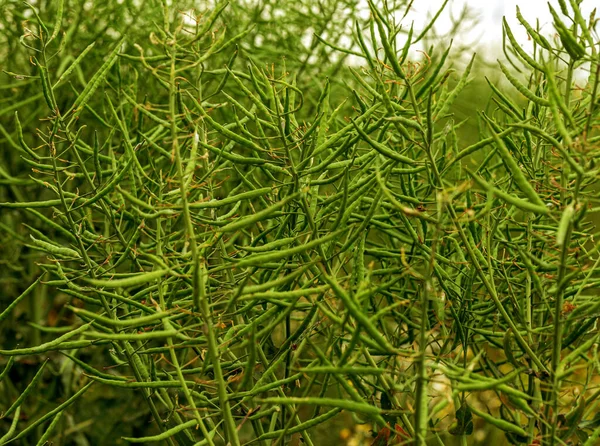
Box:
<box><xmin>354</xmin><ymin>21</ymin><xmax>377</xmax><ymax>71</ymax></box>
<box><xmin>468</xmin><ymin>170</ymin><xmax>549</xmax><ymax>215</ymax></box>
<box><xmin>86</xmin><ymin>268</ymin><xmax>171</xmax><ymax>288</ymax></box>
<box><xmin>238</xmin><ymin>286</ymin><xmax>329</xmax><ymax>302</ymax></box>
<box><xmin>321</xmin><ymin>271</ymin><xmax>397</xmax><ymax>354</ymax></box>
<box><xmin>0</xmin><ymin>406</ymin><xmax>20</xmax><ymax>444</ymax></box>
<box><xmin>447</xmin><ymin>126</ymin><xmax>518</xmax><ymax>170</ymax></box>
<box><xmin>238</xmin><ymin>236</ymin><xmax>295</xmax><ymax>253</ymax></box>
<box><xmin>516</xmin><ymin>6</ymin><xmax>552</xmax><ymax>50</ymax></box>
<box><xmin>122</xmin><ymin>90</ymin><xmax>172</xmax><ymax>128</ymax></box>
<box><xmin>75</xmin><ymin>155</ymin><xmax>134</xmax><ymax>210</ymax></box>
<box><xmin>503</xmin><ymin>18</ymin><xmax>544</xmax><ymax>71</ymax></box>
<box><xmin>67</xmin><ymin>37</ymin><xmax>125</xmax><ymax>118</ymax></box>
<box><xmin>34</xmin><ymin>57</ymin><xmax>58</xmax><ymax>112</ymax></box>
<box><xmin>413</xmin><ymin>0</ymin><xmax>449</xmax><ymax>43</ymax></box>
<box><xmin>507</xmin><ymin>123</ymin><xmax>583</xmax><ymax>174</ymax></box>
<box><xmin>549</xmin><ymin>5</ymin><xmax>586</xmax><ymax>60</ymax></box>
<box><xmin>256</xmin><ymin>408</ymin><xmax>342</xmax><ymax>440</ymax></box>
<box><xmin>186</xmin><ymin>187</ymin><xmax>272</xmax><ymax>210</ymax></box>
<box><xmin>502</xmin><ymin>329</ymin><xmax>522</xmax><ymax>369</ymax></box>
<box><xmin>0</xmin><ymin>324</ymin><xmax>92</xmax><ymax>356</ymax></box>
<box><xmin>484</xmin><ymin>122</ymin><xmax>546</xmax><ymax>208</ymax></box>
<box><xmin>497</xmin><ymin>61</ymin><xmax>550</xmax><ymax>106</ymax></box>
<box><xmin>567</xmin><ymin>0</ymin><xmax>596</xmax><ymax>49</ymax></box>
<box><xmin>370</xmin><ymin>0</ymin><xmax>405</xmax><ymax>79</ymax></box>
<box><xmin>83</xmin><ymin>329</ymin><xmax>183</xmax><ymax>341</ymax></box>
<box><xmin>14</xmin><ymin>111</ymin><xmax>41</xmax><ymax>160</ymax></box>
<box><xmin>69</xmin><ymin>306</ymin><xmax>171</xmax><ymax>328</ymax></box>
<box><xmin>313</xmin><ymin>104</ymin><xmax>380</xmax><ymax>156</ymax></box>
<box><xmin>434</xmin><ymin>53</ymin><xmax>476</xmax><ymax>121</ymax></box>
<box><xmin>258</xmin><ymin>397</ymin><xmax>382</xmax><ymax>416</ymax></box>
<box><xmin>468</xmin><ymin>404</ymin><xmax>528</xmax><ymax>437</ymax></box>
<box><xmin>124</xmin><ymin>419</ymin><xmax>199</xmax><ymax>443</ymax></box>
<box><xmin>62</xmin><ymin>353</ymin><xmax>128</xmax><ymax>382</ymax></box>
<box><xmin>416</xmin><ymin>41</ymin><xmax>452</xmax><ymax>99</ymax></box>
<box><xmin>556</xmin><ymin>204</ymin><xmax>575</xmax><ymax>247</ymax></box>
<box><xmin>53</xmin><ymin>42</ymin><xmax>96</xmax><ymax>88</ymax></box>
<box><xmin>218</xmin><ymin>192</ymin><xmax>300</xmax><ymax>233</ymax></box>
<box><xmin>30</xmin><ymin>235</ymin><xmax>81</xmax><ymax>258</ymax></box>
<box><xmin>47</xmin><ymin>0</ymin><xmax>64</xmax><ymax>44</ymax></box>
<box><xmin>223</xmin><ymin>66</ymin><xmax>272</xmax><ymax>119</ymax></box>
<box><xmin>35</xmin><ymin>410</ymin><xmax>64</xmax><ymax>446</ymax></box>
<box><xmin>545</xmin><ymin>62</ymin><xmax>577</xmax><ymax>142</ymax></box>
<box><xmin>353</xmin><ymin>120</ymin><xmax>416</xmax><ymax>164</ymax></box>
<box><xmin>238</xmin><ymin>325</ymin><xmax>256</xmax><ymax>391</ymax></box>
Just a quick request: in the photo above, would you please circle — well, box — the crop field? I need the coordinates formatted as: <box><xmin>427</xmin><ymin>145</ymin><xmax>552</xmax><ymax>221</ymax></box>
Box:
<box><xmin>0</xmin><ymin>0</ymin><xmax>599</xmax><ymax>445</ymax></box>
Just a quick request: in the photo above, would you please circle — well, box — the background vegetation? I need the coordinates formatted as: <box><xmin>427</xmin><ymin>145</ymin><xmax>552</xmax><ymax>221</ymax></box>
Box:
<box><xmin>0</xmin><ymin>0</ymin><xmax>599</xmax><ymax>445</ymax></box>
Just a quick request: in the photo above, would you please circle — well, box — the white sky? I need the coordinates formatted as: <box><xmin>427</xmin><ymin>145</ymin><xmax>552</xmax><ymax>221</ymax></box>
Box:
<box><xmin>410</xmin><ymin>0</ymin><xmax>596</xmax><ymax>50</ymax></box>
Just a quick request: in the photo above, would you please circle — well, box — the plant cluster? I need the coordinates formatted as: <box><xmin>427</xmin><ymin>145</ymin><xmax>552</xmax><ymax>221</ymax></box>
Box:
<box><xmin>0</xmin><ymin>0</ymin><xmax>599</xmax><ymax>445</ymax></box>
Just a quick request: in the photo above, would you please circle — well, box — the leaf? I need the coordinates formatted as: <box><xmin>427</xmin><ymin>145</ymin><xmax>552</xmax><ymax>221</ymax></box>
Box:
<box><xmin>393</xmin><ymin>424</ymin><xmax>410</xmax><ymax>444</ymax></box>
<box><xmin>370</xmin><ymin>426</ymin><xmax>391</xmax><ymax>446</ymax></box>
<box><xmin>449</xmin><ymin>404</ymin><xmax>473</xmax><ymax>436</ymax></box>
<box><xmin>506</xmin><ymin>430</ymin><xmax>530</xmax><ymax>445</ymax></box>
<box><xmin>381</xmin><ymin>392</ymin><xmax>392</xmax><ymax>411</ymax></box>
<box><xmin>579</xmin><ymin>411</ymin><xmax>600</xmax><ymax>429</ymax></box>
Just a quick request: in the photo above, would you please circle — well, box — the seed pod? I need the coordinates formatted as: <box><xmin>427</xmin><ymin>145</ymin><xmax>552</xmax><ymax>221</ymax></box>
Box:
<box><xmin>549</xmin><ymin>5</ymin><xmax>586</xmax><ymax>60</ymax></box>
<box><xmin>30</xmin><ymin>235</ymin><xmax>80</xmax><ymax>258</ymax></box>
<box><xmin>3</xmin><ymin>360</ymin><xmax>49</xmax><ymax>418</ymax></box>
<box><xmin>469</xmin><ymin>404</ymin><xmax>528</xmax><ymax>437</ymax></box>
<box><xmin>556</xmin><ymin>204</ymin><xmax>575</xmax><ymax>247</ymax></box>
<box><xmin>67</xmin><ymin>37</ymin><xmax>125</xmax><ymax>118</ymax></box>
<box><xmin>86</xmin><ymin>269</ymin><xmax>171</xmax><ymax>288</ymax></box>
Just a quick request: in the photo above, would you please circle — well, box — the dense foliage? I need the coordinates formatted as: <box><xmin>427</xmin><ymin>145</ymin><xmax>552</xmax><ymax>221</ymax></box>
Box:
<box><xmin>1</xmin><ymin>0</ymin><xmax>599</xmax><ymax>445</ymax></box>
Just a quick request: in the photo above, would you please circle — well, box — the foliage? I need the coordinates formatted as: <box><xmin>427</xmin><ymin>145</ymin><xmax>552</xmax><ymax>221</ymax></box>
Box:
<box><xmin>0</xmin><ymin>0</ymin><xmax>599</xmax><ymax>445</ymax></box>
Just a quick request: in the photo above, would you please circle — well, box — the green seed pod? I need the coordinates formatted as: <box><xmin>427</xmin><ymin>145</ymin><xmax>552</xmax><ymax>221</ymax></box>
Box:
<box><xmin>549</xmin><ymin>5</ymin><xmax>586</xmax><ymax>60</ymax></box>
<box><xmin>30</xmin><ymin>235</ymin><xmax>81</xmax><ymax>258</ymax></box>
<box><xmin>556</xmin><ymin>204</ymin><xmax>575</xmax><ymax>247</ymax></box>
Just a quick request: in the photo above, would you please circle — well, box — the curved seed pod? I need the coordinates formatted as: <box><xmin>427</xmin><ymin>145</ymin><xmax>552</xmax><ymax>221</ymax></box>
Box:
<box><xmin>354</xmin><ymin>128</ymin><xmax>414</xmax><ymax>164</ymax></box>
<box><xmin>416</xmin><ymin>41</ymin><xmax>452</xmax><ymax>99</ymax></box>
<box><xmin>549</xmin><ymin>5</ymin><xmax>586</xmax><ymax>60</ymax></box>
<box><xmin>67</xmin><ymin>36</ymin><xmax>125</xmax><ymax>118</ymax></box>
<box><xmin>257</xmin><ymin>408</ymin><xmax>342</xmax><ymax>440</ymax></box>
<box><xmin>0</xmin><ymin>406</ymin><xmax>20</xmax><ymax>444</ymax></box>
<box><xmin>498</xmin><ymin>61</ymin><xmax>550</xmax><ymax>106</ymax></box>
<box><xmin>434</xmin><ymin>53</ymin><xmax>476</xmax><ymax>121</ymax></box>
<box><xmin>86</xmin><ymin>268</ymin><xmax>171</xmax><ymax>288</ymax></box>
<box><xmin>503</xmin><ymin>18</ymin><xmax>544</xmax><ymax>71</ymax></box>
<box><xmin>11</xmin><ymin>382</ymin><xmax>94</xmax><ymax>442</ymax></box>
<box><xmin>47</xmin><ymin>0</ymin><xmax>64</xmax><ymax>44</ymax></box>
<box><xmin>258</xmin><ymin>397</ymin><xmax>383</xmax><ymax>415</ymax></box>
<box><xmin>468</xmin><ymin>170</ymin><xmax>549</xmax><ymax>215</ymax></box>
<box><xmin>124</xmin><ymin>420</ymin><xmax>200</xmax><ymax>443</ymax></box>
<box><xmin>0</xmin><ymin>277</ymin><xmax>42</xmax><ymax>323</ymax></box>
<box><xmin>369</xmin><ymin>0</ymin><xmax>405</xmax><ymax>79</ymax></box>
<box><xmin>35</xmin><ymin>410</ymin><xmax>64</xmax><ymax>446</ymax></box>
<box><xmin>53</xmin><ymin>42</ymin><xmax>96</xmax><ymax>88</ymax></box>
<box><xmin>34</xmin><ymin>57</ymin><xmax>58</xmax><ymax>112</ymax></box>
<box><xmin>484</xmin><ymin>121</ymin><xmax>546</xmax><ymax>208</ymax></box>
<box><xmin>218</xmin><ymin>192</ymin><xmax>301</xmax><ymax>233</ymax></box>
<box><xmin>30</xmin><ymin>235</ymin><xmax>81</xmax><ymax>258</ymax></box>
<box><xmin>468</xmin><ymin>405</ymin><xmax>528</xmax><ymax>437</ymax></box>
<box><xmin>556</xmin><ymin>204</ymin><xmax>575</xmax><ymax>247</ymax></box>
<box><xmin>516</xmin><ymin>6</ymin><xmax>552</xmax><ymax>50</ymax></box>
<box><xmin>3</xmin><ymin>359</ymin><xmax>49</xmax><ymax>418</ymax></box>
